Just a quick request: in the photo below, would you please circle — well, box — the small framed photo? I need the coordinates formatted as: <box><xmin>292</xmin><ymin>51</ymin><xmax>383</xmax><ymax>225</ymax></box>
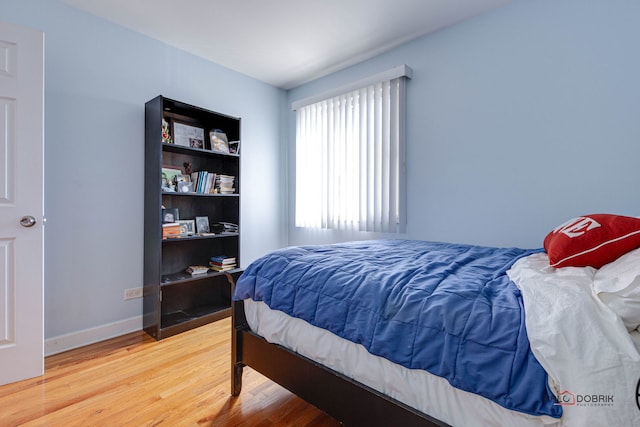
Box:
<box><xmin>189</xmin><ymin>137</ymin><xmax>204</xmax><ymax>149</ymax></box>
<box><xmin>177</xmin><ymin>181</ymin><xmax>193</xmax><ymax>193</ymax></box>
<box><xmin>228</xmin><ymin>140</ymin><xmax>240</xmax><ymax>154</ymax></box>
<box><xmin>178</xmin><ymin>220</ymin><xmax>195</xmax><ymax>236</ymax></box>
<box><xmin>162</xmin><ymin>208</ymin><xmax>179</xmax><ymax>224</ymax></box>
<box><xmin>161</xmin><ymin>177</ymin><xmax>173</xmax><ymax>192</ymax></box>
<box><xmin>195</xmin><ymin>216</ymin><xmax>210</xmax><ymax>234</ymax></box>
<box><xmin>209</xmin><ymin>129</ymin><xmax>229</xmax><ymax>153</ymax></box>
<box><xmin>172</xmin><ymin>120</ymin><xmax>205</xmax><ymax>148</ymax></box>
<box><xmin>161</xmin><ymin>166</ymin><xmax>182</xmax><ymax>191</ymax></box>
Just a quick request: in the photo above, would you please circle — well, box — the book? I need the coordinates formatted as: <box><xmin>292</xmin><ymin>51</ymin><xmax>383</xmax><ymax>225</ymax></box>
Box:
<box><xmin>205</xmin><ymin>173</ymin><xmax>216</xmax><ymax>194</ymax></box>
<box><xmin>185</xmin><ymin>265</ymin><xmax>210</xmax><ymax>275</ymax></box>
<box><xmin>197</xmin><ymin>171</ymin><xmax>207</xmax><ymax>193</ymax></box>
<box><xmin>209</xmin><ymin>264</ymin><xmax>236</xmax><ymax>271</ymax></box>
<box><xmin>211</xmin><ymin>266</ymin><xmax>236</xmax><ymax>271</ymax></box>
<box><xmin>209</xmin><ymin>262</ymin><xmax>236</xmax><ymax>268</ymax></box>
<box><xmin>209</xmin><ymin>262</ymin><xmax>235</xmax><ymax>270</ymax></box>
<box><xmin>210</xmin><ymin>255</ymin><xmax>236</xmax><ymax>264</ymax></box>
<box><xmin>162</xmin><ymin>222</ymin><xmax>181</xmax><ymax>239</ymax></box>
<box><xmin>211</xmin><ymin>222</ymin><xmax>238</xmax><ymax>234</ymax></box>
<box><xmin>190</xmin><ymin>171</ymin><xmax>200</xmax><ymax>190</ymax></box>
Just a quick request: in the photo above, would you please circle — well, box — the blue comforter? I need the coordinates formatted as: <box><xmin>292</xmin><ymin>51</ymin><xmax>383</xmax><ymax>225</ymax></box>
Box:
<box><xmin>234</xmin><ymin>239</ymin><xmax>561</xmax><ymax>418</ymax></box>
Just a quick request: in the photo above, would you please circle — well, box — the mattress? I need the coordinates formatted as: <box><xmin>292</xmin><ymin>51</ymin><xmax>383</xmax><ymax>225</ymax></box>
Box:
<box><xmin>243</xmin><ymin>298</ymin><xmax>557</xmax><ymax>427</ymax></box>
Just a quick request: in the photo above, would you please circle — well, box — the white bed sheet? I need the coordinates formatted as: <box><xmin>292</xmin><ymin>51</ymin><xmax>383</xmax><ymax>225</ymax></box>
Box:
<box><xmin>244</xmin><ymin>298</ymin><xmax>558</xmax><ymax>427</ymax></box>
<box><xmin>507</xmin><ymin>253</ymin><xmax>640</xmax><ymax>427</ymax></box>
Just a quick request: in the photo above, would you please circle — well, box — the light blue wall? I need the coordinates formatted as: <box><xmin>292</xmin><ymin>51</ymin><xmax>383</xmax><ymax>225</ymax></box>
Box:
<box><xmin>1</xmin><ymin>0</ymin><xmax>286</xmax><ymax>340</ymax></box>
<box><xmin>287</xmin><ymin>0</ymin><xmax>640</xmax><ymax>249</ymax></box>
<box><xmin>4</xmin><ymin>0</ymin><xmax>640</xmax><ymax>347</ymax></box>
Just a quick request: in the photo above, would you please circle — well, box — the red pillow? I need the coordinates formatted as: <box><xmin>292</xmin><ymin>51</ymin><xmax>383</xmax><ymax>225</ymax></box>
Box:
<box><xmin>544</xmin><ymin>214</ymin><xmax>640</xmax><ymax>268</ymax></box>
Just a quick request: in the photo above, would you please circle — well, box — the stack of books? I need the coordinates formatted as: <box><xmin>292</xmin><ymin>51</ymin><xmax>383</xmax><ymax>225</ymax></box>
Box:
<box><xmin>162</xmin><ymin>222</ymin><xmax>181</xmax><ymax>239</ymax></box>
<box><xmin>216</xmin><ymin>175</ymin><xmax>235</xmax><ymax>194</ymax></box>
<box><xmin>220</xmin><ymin>222</ymin><xmax>238</xmax><ymax>233</ymax></box>
<box><xmin>209</xmin><ymin>255</ymin><xmax>237</xmax><ymax>271</ymax></box>
<box><xmin>190</xmin><ymin>171</ymin><xmax>217</xmax><ymax>194</ymax></box>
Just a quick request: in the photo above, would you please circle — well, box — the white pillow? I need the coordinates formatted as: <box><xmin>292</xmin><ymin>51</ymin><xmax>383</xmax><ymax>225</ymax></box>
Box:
<box><xmin>593</xmin><ymin>247</ymin><xmax>640</xmax><ymax>330</ymax></box>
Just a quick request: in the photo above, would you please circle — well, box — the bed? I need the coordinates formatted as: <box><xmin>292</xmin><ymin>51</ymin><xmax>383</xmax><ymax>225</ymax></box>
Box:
<box><xmin>231</xmin><ymin>214</ymin><xmax>640</xmax><ymax>426</ymax></box>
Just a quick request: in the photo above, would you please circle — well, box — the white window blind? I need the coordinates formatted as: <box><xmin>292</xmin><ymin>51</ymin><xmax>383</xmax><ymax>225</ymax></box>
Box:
<box><xmin>294</xmin><ymin>65</ymin><xmax>410</xmax><ymax>233</ymax></box>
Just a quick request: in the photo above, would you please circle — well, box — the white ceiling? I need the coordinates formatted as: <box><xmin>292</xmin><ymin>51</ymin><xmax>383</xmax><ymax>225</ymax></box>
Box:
<box><xmin>62</xmin><ymin>0</ymin><xmax>510</xmax><ymax>89</ymax></box>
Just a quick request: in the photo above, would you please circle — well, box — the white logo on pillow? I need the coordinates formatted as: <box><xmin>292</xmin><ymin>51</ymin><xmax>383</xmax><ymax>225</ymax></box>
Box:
<box><xmin>554</xmin><ymin>216</ymin><xmax>601</xmax><ymax>238</ymax></box>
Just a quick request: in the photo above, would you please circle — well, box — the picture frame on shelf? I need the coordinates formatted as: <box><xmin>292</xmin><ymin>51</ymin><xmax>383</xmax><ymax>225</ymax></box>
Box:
<box><xmin>178</xmin><ymin>220</ymin><xmax>195</xmax><ymax>236</ymax></box>
<box><xmin>172</xmin><ymin>120</ymin><xmax>205</xmax><ymax>148</ymax></box>
<box><xmin>162</xmin><ymin>208</ymin><xmax>179</xmax><ymax>223</ymax></box>
<box><xmin>161</xmin><ymin>177</ymin><xmax>173</xmax><ymax>192</ymax></box>
<box><xmin>177</xmin><ymin>180</ymin><xmax>193</xmax><ymax>193</ymax></box>
<box><xmin>210</xmin><ymin>129</ymin><xmax>229</xmax><ymax>153</ymax></box>
<box><xmin>228</xmin><ymin>140</ymin><xmax>240</xmax><ymax>155</ymax></box>
<box><xmin>162</xmin><ymin>166</ymin><xmax>183</xmax><ymax>192</ymax></box>
<box><xmin>195</xmin><ymin>216</ymin><xmax>210</xmax><ymax>234</ymax></box>
<box><xmin>162</xmin><ymin>118</ymin><xmax>172</xmax><ymax>144</ymax></box>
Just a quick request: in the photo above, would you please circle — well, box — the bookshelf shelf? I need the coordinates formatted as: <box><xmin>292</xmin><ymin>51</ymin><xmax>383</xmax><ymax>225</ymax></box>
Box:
<box><xmin>160</xmin><ymin>268</ymin><xmax>243</xmax><ymax>287</ymax></box>
<box><xmin>144</xmin><ymin>95</ymin><xmax>242</xmax><ymax>340</ymax></box>
<box><xmin>162</xmin><ymin>142</ymin><xmax>240</xmax><ymax>158</ymax></box>
<box><xmin>162</xmin><ymin>191</ymin><xmax>240</xmax><ymax>198</ymax></box>
<box><xmin>161</xmin><ymin>232</ymin><xmax>239</xmax><ymax>243</ymax></box>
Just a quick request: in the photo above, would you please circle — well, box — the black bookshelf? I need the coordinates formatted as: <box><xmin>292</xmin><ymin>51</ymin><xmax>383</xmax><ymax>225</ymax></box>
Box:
<box><xmin>143</xmin><ymin>95</ymin><xmax>242</xmax><ymax>340</ymax></box>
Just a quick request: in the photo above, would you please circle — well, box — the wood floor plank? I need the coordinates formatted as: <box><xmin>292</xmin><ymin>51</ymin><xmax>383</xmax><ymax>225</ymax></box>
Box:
<box><xmin>0</xmin><ymin>318</ymin><xmax>341</xmax><ymax>427</ymax></box>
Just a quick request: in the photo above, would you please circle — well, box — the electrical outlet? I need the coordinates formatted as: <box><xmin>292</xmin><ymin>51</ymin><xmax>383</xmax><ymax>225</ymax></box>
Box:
<box><xmin>124</xmin><ymin>287</ymin><xmax>143</xmax><ymax>300</ymax></box>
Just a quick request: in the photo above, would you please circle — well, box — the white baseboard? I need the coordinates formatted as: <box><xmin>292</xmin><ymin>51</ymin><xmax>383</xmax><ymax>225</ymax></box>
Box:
<box><xmin>45</xmin><ymin>315</ymin><xmax>143</xmax><ymax>356</ymax></box>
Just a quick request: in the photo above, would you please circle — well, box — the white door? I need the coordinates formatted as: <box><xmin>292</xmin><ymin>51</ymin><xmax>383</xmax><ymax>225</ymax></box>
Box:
<box><xmin>0</xmin><ymin>21</ymin><xmax>45</xmax><ymax>385</ymax></box>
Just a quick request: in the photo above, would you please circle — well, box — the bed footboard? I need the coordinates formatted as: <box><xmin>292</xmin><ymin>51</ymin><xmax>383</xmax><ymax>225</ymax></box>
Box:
<box><xmin>231</xmin><ymin>299</ymin><xmax>449</xmax><ymax>427</ymax></box>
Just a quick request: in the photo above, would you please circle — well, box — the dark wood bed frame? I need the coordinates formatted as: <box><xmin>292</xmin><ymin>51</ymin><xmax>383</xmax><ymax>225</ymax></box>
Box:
<box><xmin>231</xmin><ymin>299</ymin><xmax>449</xmax><ymax>426</ymax></box>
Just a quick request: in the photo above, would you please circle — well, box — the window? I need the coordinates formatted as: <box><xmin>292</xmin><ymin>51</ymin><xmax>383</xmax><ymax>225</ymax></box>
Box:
<box><xmin>293</xmin><ymin>65</ymin><xmax>411</xmax><ymax>233</ymax></box>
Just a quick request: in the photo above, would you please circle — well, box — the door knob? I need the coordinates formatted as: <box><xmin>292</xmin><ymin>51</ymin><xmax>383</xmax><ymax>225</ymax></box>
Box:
<box><xmin>20</xmin><ymin>216</ymin><xmax>36</xmax><ymax>227</ymax></box>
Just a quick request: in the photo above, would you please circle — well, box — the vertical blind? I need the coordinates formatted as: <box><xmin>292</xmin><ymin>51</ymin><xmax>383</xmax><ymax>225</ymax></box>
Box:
<box><xmin>294</xmin><ymin>67</ymin><xmax>409</xmax><ymax>233</ymax></box>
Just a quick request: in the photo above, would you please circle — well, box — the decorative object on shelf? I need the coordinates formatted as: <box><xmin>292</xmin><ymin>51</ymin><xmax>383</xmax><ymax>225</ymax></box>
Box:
<box><xmin>172</xmin><ymin>121</ymin><xmax>205</xmax><ymax>148</ymax></box>
<box><xmin>210</xmin><ymin>129</ymin><xmax>229</xmax><ymax>153</ymax></box>
<box><xmin>183</xmin><ymin>162</ymin><xmax>193</xmax><ymax>176</ymax></box>
<box><xmin>162</xmin><ymin>208</ymin><xmax>179</xmax><ymax>223</ymax></box>
<box><xmin>178</xmin><ymin>220</ymin><xmax>195</xmax><ymax>236</ymax></box>
<box><xmin>162</xmin><ymin>118</ymin><xmax>172</xmax><ymax>144</ymax></box>
<box><xmin>195</xmin><ymin>216</ymin><xmax>210</xmax><ymax>234</ymax></box>
<box><xmin>161</xmin><ymin>179</ymin><xmax>174</xmax><ymax>192</ymax></box>
<box><xmin>176</xmin><ymin>180</ymin><xmax>193</xmax><ymax>193</ymax></box>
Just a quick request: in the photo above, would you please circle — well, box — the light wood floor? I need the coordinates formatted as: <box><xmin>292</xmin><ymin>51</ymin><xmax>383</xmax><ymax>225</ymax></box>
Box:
<box><xmin>0</xmin><ymin>318</ymin><xmax>341</xmax><ymax>427</ymax></box>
